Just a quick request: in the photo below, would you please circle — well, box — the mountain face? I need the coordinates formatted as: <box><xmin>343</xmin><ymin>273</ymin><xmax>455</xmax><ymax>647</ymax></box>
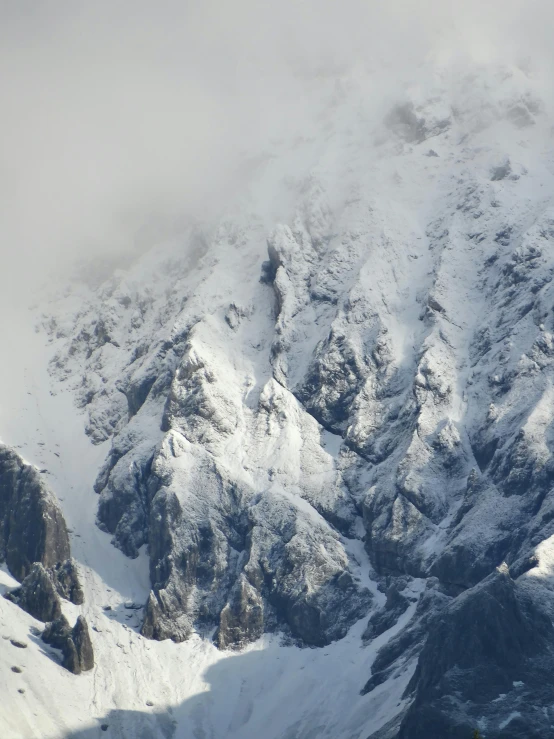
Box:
<box><xmin>4</xmin><ymin>59</ymin><xmax>554</xmax><ymax>737</ymax></box>
<box><xmin>0</xmin><ymin>445</ymin><xmax>70</xmax><ymax>581</ymax></box>
<box><xmin>0</xmin><ymin>445</ymin><xmax>91</xmax><ymax>674</ymax></box>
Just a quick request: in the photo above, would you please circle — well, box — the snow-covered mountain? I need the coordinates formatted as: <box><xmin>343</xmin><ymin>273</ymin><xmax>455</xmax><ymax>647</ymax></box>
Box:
<box><xmin>3</xmin><ymin>56</ymin><xmax>554</xmax><ymax>738</ymax></box>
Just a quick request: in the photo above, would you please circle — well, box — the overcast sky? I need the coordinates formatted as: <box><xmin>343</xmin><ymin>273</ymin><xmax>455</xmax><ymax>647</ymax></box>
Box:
<box><xmin>0</xmin><ymin>0</ymin><xmax>553</xmax><ymax>317</ymax></box>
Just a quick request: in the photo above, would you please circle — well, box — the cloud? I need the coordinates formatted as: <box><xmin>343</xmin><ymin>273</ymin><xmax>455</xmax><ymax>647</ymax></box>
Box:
<box><xmin>0</xmin><ymin>0</ymin><xmax>553</xmax><ymax>312</ymax></box>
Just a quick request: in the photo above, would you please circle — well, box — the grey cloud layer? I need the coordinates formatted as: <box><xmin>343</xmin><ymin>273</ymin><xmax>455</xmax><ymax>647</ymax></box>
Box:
<box><xmin>0</xmin><ymin>0</ymin><xmax>552</xmax><ymax>307</ymax></box>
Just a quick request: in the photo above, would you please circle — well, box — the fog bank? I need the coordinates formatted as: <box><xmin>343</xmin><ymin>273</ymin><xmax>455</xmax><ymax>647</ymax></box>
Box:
<box><xmin>1</xmin><ymin>0</ymin><xmax>553</xmax><ymax>314</ymax></box>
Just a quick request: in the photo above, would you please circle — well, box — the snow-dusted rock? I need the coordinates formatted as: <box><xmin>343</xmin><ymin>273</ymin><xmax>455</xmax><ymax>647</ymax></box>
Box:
<box><xmin>42</xmin><ymin>614</ymin><xmax>94</xmax><ymax>675</ymax></box>
<box><xmin>140</xmin><ymin>434</ymin><xmax>371</xmax><ymax>647</ymax></box>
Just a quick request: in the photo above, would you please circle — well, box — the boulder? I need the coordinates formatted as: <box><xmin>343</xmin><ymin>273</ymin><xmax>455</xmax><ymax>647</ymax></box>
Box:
<box><xmin>43</xmin><ymin>615</ymin><xmax>94</xmax><ymax>674</ymax></box>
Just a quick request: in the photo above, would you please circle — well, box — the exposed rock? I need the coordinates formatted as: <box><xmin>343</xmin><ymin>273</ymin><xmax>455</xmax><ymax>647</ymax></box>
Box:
<box><xmin>5</xmin><ymin>563</ymin><xmax>62</xmax><ymax>622</ymax></box>
<box><xmin>124</xmin><ymin>374</ymin><xmax>157</xmax><ymax>419</ymax></box>
<box><xmin>362</xmin><ymin>583</ymin><xmax>410</xmax><ymax>642</ymax></box>
<box><xmin>50</xmin><ymin>559</ymin><xmax>85</xmax><ymax>605</ymax></box>
<box><xmin>95</xmin><ymin>438</ymin><xmax>156</xmax><ymax>559</ymax></box>
<box><xmin>0</xmin><ymin>445</ymin><xmax>70</xmax><ymax>581</ymax></box>
<box><xmin>427</xmin><ymin>296</ymin><xmax>445</xmax><ymax>314</ymax></box>
<box><xmin>72</xmin><ymin>616</ymin><xmax>94</xmax><ymax>672</ymax></box>
<box><xmin>298</xmin><ymin>330</ymin><xmax>368</xmax><ymax>433</ymax></box>
<box><xmin>61</xmin><ymin>637</ymin><xmax>81</xmax><ymax>675</ymax></box>
<box><xmin>9</xmin><ymin>640</ymin><xmax>27</xmax><ymax>649</ymax></box>
<box><xmin>42</xmin><ymin>615</ymin><xmax>94</xmax><ymax>674</ymax></box>
<box><xmin>161</xmin><ymin>340</ymin><xmax>241</xmax><ymax>448</ymax></box>
<box><xmin>396</xmin><ymin>567</ymin><xmax>554</xmax><ymax>738</ymax></box>
<box><xmin>42</xmin><ymin>615</ymin><xmax>72</xmax><ymax>650</ymax></box>
<box><xmin>216</xmin><ymin>575</ymin><xmax>264</xmax><ymax>649</ymax></box>
<box><xmin>5</xmin><ymin>557</ymin><xmax>84</xmax><ymax>622</ymax></box>
<box><xmin>141</xmin><ymin>591</ymin><xmax>183</xmax><ymax>642</ymax></box>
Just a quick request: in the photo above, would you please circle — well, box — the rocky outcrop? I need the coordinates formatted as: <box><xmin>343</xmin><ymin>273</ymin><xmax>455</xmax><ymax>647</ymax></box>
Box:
<box><xmin>50</xmin><ymin>558</ymin><xmax>85</xmax><ymax>605</ymax></box>
<box><xmin>40</xmin><ymin>58</ymin><xmax>554</xmax><ymax>735</ymax></box>
<box><xmin>394</xmin><ymin>566</ymin><xmax>554</xmax><ymax>739</ymax></box>
<box><xmin>140</xmin><ymin>449</ymin><xmax>371</xmax><ymax>647</ymax></box>
<box><xmin>5</xmin><ymin>563</ymin><xmax>63</xmax><ymax>622</ymax></box>
<box><xmin>71</xmin><ymin>616</ymin><xmax>95</xmax><ymax>673</ymax></box>
<box><xmin>216</xmin><ymin>575</ymin><xmax>264</xmax><ymax>649</ymax></box>
<box><xmin>42</xmin><ymin>615</ymin><xmax>94</xmax><ymax>674</ymax></box>
<box><xmin>0</xmin><ymin>445</ymin><xmax>70</xmax><ymax>581</ymax></box>
<box><xmin>4</xmin><ymin>558</ymin><xmax>83</xmax><ymax>621</ymax></box>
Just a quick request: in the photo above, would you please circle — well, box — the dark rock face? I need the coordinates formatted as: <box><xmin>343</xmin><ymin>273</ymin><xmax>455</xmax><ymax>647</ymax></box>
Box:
<box><xmin>72</xmin><ymin>616</ymin><xmax>95</xmax><ymax>672</ymax></box>
<box><xmin>0</xmin><ymin>447</ymin><xmax>86</xmax><ymax>646</ymax></box>
<box><xmin>395</xmin><ymin>567</ymin><xmax>554</xmax><ymax>739</ymax></box>
<box><xmin>0</xmin><ymin>445</ymin><xmax>70</xmax><ymax>581</ymax></box>
<box><xmin>298</xmin><ymin>330</ymin><xmax>369</xmax><ymax>433</ymax></box>
<box><xmin>216</xmin><ymin>575</ymin><xmax>264</xmax><ymax>649</ymax></box>
<box><xmin>5</xmin><ymin>563</ymin><xmax>63</xmax><ymax>622</ymax></box>
<box><xmin>5</xmin><ymin>558</ymin><xmax>84</xmax><ymax>622</ymax></box>
<box><xmin>50</xmin><ymin>559</ymin><xmax>85</xmax><ymax>605</ymax></box>
<box><xmin>42</xmin><ymin>615</ymin><xmax>94</xmax><ymax>674</ymax></box>
<box><xmin>42</xmin><ymin>615</ymin><xmax>72</xmax><ymax>650</ymax></box>
<box><xmin>141</xmin><ymin>591</ymin><xmax>176</xmax><ymax>642</ymax></box>
<box><xmin>95</xmin><ymin>438</ymin><xmax>156</xmax><ymax>559</ymax></box>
